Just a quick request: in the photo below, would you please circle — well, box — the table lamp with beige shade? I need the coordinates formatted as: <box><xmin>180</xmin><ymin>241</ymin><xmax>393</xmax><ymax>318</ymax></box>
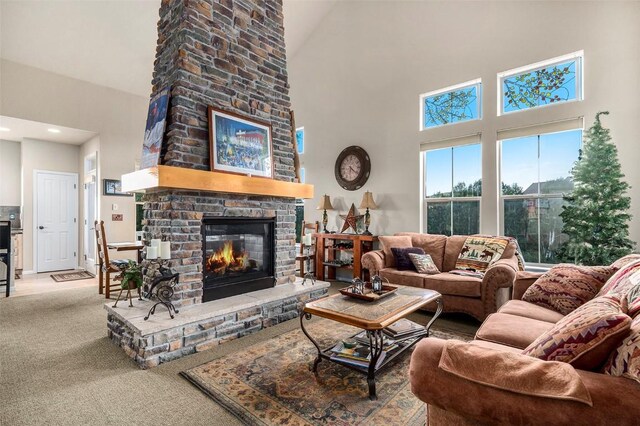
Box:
<box><xmin>317</xmin><ymin>195</ymin><xmax>334</xmax><ymax>233</ymax></box>
<box><xmin>359</xmin><ymin>191</ymin><xmax>378</xmax><ymax>236</ymax></box>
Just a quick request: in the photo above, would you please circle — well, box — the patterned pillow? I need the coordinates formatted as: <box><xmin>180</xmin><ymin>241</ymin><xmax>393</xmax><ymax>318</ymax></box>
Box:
<box><xmin>454</xmin><ymin>236</ymin><xmax>509</xmax><ymax>273</ymax></box>
<box><xmin>521</xmin><ymin>264</ymin><xmax>617</xmax><ymax>315</ymax></box>
<box><xmin>522</xmin><ymin>295</ymin><xmax>632</xmax><ymax>371</ymax></box>
<box><xmin>604</xmin><ymin>315</ymin><xmax>640</xmax><ymax>384</ymax></box>
<box><xmin>391</xmin><ymin>247</ymin><xmax>425</xmax><ymax>271</ymax></box>
<box><xmin>598</xmin><ymin>259</ymin><xmax>640</xmax><ymax>297</ymax></box>
<box><xmin>627</xmin><ymin>284</ymin><xmax>640</xmax><ymax>318</ymax></box>
<box><xmin>408</xmin><ymin>253</ymin><xmax>440</xmax><ymax>275</ymax></box>
<box><xmin>610</xmin><ymin>254</ymin><xmax>640</xmax><ymax>269</ymax></box>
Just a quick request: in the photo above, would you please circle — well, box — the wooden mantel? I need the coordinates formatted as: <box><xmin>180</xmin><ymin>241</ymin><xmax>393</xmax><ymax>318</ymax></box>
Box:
<box><xmin>121</xmin><ymin>165</ymin><xmax>314</xmax><ymax>199</ymax></box>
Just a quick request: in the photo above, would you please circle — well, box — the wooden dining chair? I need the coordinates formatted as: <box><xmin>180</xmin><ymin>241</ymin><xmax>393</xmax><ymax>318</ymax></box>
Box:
<box><xmin>95</xmin><ymin>220</ymin><xmax>130</xmax><ymax>299</ymax></box>
<box><xmin>295</xmin><ymin>221</ymin><xmax>319</xmax><ymax>277</ymax></box>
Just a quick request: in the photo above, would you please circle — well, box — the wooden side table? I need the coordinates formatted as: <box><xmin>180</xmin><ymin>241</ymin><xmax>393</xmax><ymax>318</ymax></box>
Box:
<box><xmin>312</xmin><ymin>233</ymin><xmax>377</xmax><ymax>281</ymax></box>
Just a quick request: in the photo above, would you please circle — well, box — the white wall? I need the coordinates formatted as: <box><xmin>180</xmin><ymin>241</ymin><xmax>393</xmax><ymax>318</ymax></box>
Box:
<box><xmin>288</xmin><ymin>1</ymin><xmax>640</xmax><ymax>246</ymax></box>
<box><xmin>0</xmin><ymin>60</ymin><xmax>148</xmax><ymax>267</ymax></box>
<box><xmin>0</xmin><ymin>139</ymin><xmax>21</xmax><ymax>205</ymax></box>
<box><xmin>21</xmin><ymin>138</ymin><xmax>80</xmax><ymax>271</ymax></box>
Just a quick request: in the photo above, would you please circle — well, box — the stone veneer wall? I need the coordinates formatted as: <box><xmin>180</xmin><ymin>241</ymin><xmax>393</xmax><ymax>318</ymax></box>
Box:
<box><xmin>143</xmin><ymin>0</ymin><xmax>297</xmax><ymax>307</ymax></box>
<box><xmin>107</xmin><ymin>286</ymin><xmax>327</xmax><ymax>369</ymax></box>
<box><xmin>143</xmin><ymin>191</ymin><xmax>297</xmax><ymax>305</ymax></box>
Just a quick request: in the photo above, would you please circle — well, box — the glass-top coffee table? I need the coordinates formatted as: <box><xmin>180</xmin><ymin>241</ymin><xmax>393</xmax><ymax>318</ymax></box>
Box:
<box><xmin>300</xmin><ymin>285</ymin><xmax>443</xmax><ymax>400</ymax></box>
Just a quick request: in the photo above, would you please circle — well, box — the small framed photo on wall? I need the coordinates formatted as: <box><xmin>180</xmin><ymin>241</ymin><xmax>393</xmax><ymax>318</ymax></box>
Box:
<box><xmin>103</xmin><ymin>179</ymin><xmax>132</xmax><ymax>197</ymax></box>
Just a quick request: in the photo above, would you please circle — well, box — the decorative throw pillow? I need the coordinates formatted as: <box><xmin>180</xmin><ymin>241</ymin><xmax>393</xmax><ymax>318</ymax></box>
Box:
<box><xmin>379</xmin><ymin>235</ymin><xmax>413</xmax><ymax>268</ymax></box>
<box><xmin>598</xmin><ymin>259</ymin><xmax>640</xmax><ymax>297</ymax></box>
<box><xmin>522</xmin><ymin>295</ymin><xmax>632</xmax><ymax>371</ymax></box>
<box><xmin>521</xmin><ymin>264</ymin><xmax>617</xmax><ymax>315</ymax></box>
<box><xmin>627</xmin><ymin>284</ymin><xmax>640</xmax><ymax>318</ymax></box>
<box><xmin>408</xmin><ymin>253</ymin><xmax>440</xmax><ymax>275</ymax></box>
<box><xmin>454</xmin><ymin>235</ymin><xmax>509</xmax><ymax>273</ymax></box>
<box><xmin>391</xmin><ymin>247</ymin><xmax>425</xmax><ymax>271</ymax></box>
<box><xmin>604</xmin><ymin>315</ymin><xmax>640</xmax><ymax>384</ymax></box>
<box><xmin>610</xmin><ymin>254</ymin><xmax>640</xmax><ymax>270</ymax></box>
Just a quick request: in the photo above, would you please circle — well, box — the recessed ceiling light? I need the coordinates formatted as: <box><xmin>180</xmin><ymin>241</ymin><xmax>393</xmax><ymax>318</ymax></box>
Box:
<box><xmin>48</xmin><ymin>128</ymin><xmax>61</xmax><ymax>133</ymax></box>
<box><xmin>0</xmin><ymin>127</ymin><xmax>10</xmax><ymax>132</ymax></box>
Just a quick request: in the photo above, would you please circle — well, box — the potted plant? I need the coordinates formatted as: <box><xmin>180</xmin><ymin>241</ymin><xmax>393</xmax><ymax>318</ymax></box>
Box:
<box><xmin>113</xmin><ymin>260</ymin><xmax>143</xmax><ymax>308</ymax></box>
<box><xmin>120</xmin><ymin>260</ymin><xmax>143</xmax><ymax>290</ymax></box>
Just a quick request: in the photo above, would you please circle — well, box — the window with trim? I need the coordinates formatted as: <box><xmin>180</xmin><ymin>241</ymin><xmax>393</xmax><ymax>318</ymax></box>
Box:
<box><xmin>423</xmin><ymin>142</ymin><xmax>481</xmax><ymax>236</ymax></box>
<box><xmin>500</xmin><ymin>128</ymin><xmax>582</xmax><ymax>264</ymax></box>
<box><xmin>295</xmin><ymin>127</ymin><xmax>304</xmax><ymax>154</ymax></box>
<box><xmin>420</xmin><ymin>79</ymin><xmax>482</xmax><ymax>130</ymax></box>
<box><xmin>295</xmin><ymin>127</ymin><xmax>305</xmax><ymax>242</ymax></box>
<box><xmin>499</xmin><ymin>51</ymin><xmax>583</xmax><ymax>115</ymax></box>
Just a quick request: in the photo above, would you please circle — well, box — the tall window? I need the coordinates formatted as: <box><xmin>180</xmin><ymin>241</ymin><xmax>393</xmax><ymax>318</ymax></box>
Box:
<box><xmin>499</xmin><ymin>51</ymin><xmax>583</xmax><ymax>115</ymax></box>
<box><xmin>295</xmin><ymin>127</ymin><xmax>304</xmax><ymax>154</ymax></box>
<box><xmin>295</xmin><ymin>127</ymin><xmax>305</xmax><ymax>242</ymax></box>
<box><xmin>420</xmin><ymin>79</ymin><xmax>482</xmax><ymax>130</ymax></box>
<box><xmin>500</xmin><ymin>128</ymin><xmax>582</xmax><ymax>264</ymax></box>
<box><xmin>424</xmin><ymin>142</ymin><xmax>481</xmax><ymax>235</ymax></box>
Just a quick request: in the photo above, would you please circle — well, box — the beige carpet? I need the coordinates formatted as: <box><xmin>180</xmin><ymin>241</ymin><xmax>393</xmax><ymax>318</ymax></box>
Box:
<box><xmin>0</xmin><ymin>282</ymin><xmax>479</xmax><ymax>425</ymax></box>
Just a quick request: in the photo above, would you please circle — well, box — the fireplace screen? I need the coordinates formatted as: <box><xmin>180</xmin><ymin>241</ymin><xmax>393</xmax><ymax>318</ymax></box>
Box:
<box><xmin>202</xmin><ymin>217</ymin><xmax>275</xmax><ymax>302</ymax></box>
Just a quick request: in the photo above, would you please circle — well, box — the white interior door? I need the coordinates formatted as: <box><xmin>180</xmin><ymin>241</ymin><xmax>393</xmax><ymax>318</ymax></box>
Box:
<box><xmin>36</xmin><ymin>171</ymin><xmax>78</xmax><ymax>272</ymax></box>
<box><xmin>83</xmin><ymin>178</ymin><xmax>97</xmax><ymax>275</ymax></box>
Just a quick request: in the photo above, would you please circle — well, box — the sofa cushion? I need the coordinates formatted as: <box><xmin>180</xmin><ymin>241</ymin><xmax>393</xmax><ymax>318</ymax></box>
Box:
<box><xmin>408</xmin><ymin>253</ymin><xmax>440</xmax><ymax>275</ymax></box>
<box><xmin>439</xmin><ymin>340</ymin><xmax>593</xmax><ymax>406</ymax></box>
<box><xmin>395</xmin><ymin>233</ymin><xmax>447</xmax><ymax>271</ymax></box>
<box><xmin>423</xmin><ymin>272</ymin><xmax>482</xmax><ymax>298</ymax></box>
<box><xmin>523</xmin><ymin>295</ymin><xmax>632</xmax><ymax>371</ymax></box>
<box><xmin>604</xmin><ymin>315</ymin><xmax>640</xmax><ymax>384</ymax></box>
<box><xmin>454</xmin><ymin>236</ymin><xmax>510</xmax><ymax>273</ymax></box>
<box><xmin>390</xmin><ymin>247</ymin><xmax>424</xmax><ymax>271</ymax></box>
<box><xmin>498</xmin><ymin>300</ymin><xmax>565</xmax><ymax>324</ymax></box>
<box><xmin>476</xmin><ymin>313</ymin><xmax>555</xmax><ymax>349</ymax></box>
<box><xmin>468</xmin><ymin>339</ymin><xmax>523</xmax><ymax>354</ymax></box>
<box><xmin>598</xmin><ymin>259</ymin><xmax>640</xmax><ymax>297</ymax></box>
<box><xmin>379</xmin><ymin>268</ymin><xmax>424</xmax><ymax>288</ymax></box>
<box><xmin>442</xmin><ymin>235</ymin><xmax>467</xmax><ymax>272</ymax></box>
<box><xmin>378</xmin><ymin>235</ymin><xmax>412</xmax><ymax>268</ymax></box>
<box><xmin>522</xmin><ymin>264</ymin><xmax>617</xmax><ymax>315</ymax></box>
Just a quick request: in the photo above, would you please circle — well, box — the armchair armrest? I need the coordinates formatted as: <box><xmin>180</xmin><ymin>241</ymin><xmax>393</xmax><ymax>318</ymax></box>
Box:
<box><xmin>513</xmin><ymin>271</ymin><xmax>544</xmax><ymax>300</ymax></box>
<box><xmin>481</xmin><ymin>257</ymin><xmax>518</xmax><ymax>315</ymax></box>
<box><xmin>361</xmin><ymin>249</ymin><xmax>385</xmax><ymax>273</ymax></box>
<box><xmin>409</xmin><ymin>338</ymin><xmax>640</xmax><ymax>425</ymax></box>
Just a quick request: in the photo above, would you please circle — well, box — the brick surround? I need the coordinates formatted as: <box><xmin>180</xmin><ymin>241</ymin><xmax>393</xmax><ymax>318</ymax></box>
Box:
<box><xmin>143</xmin><ymin>0</ymin><xmax>297</xmax><ymax>307</ymax></box>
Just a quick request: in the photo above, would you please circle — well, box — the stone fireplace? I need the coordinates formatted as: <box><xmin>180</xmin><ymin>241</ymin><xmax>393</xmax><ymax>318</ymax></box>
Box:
<box><xmin>105</xmin><ymin>0</ymin><xmax>326</xmax><ymax>369</ymax></box>
<box><xmin>134</xmin><ymin>0</ymin><xmax>306</xmax><ymax>308</ymax></box>
<box><xmin>202</xmin><ymin>216</ymin><xmax>275</xmax><ymax>302</ymax></box>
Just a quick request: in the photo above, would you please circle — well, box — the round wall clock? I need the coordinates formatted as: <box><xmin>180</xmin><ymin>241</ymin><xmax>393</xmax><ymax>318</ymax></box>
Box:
<box><xmin>334</xmin><ymin>145</ymin><xmax>371</xmax><ymax>191</ymax></box>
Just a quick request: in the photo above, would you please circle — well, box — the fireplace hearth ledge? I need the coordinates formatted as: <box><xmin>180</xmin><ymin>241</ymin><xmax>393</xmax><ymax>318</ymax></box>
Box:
<box><xmin>105</xmin><ymin>278</ymin><xmax>330</xmax><ymax>368</ymax></box>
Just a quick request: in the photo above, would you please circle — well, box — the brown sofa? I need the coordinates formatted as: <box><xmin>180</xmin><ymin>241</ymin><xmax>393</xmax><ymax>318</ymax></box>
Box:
<box><xmin>409</xmin><ymin>258</ymin><xmax>640</xmax><ymax>425</ymax></box>
<box><xmin>361</xmin><ymin>233</ymin><xmax>519</xmax><ymax>321</ymax></box>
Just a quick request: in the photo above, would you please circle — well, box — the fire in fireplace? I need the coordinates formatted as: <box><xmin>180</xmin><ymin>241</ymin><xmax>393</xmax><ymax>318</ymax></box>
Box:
<box><xmin>202</xmin><ymin>217</ymin><xmax>275</xmax><ymax>302</ymax></box>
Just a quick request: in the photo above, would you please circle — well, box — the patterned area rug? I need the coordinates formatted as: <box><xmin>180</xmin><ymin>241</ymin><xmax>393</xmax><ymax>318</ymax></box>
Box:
<box><xmin>50</xmin><ymin>270</ymin><xmax>94</xmax><ymax>282</ymax></box>
<box><xmin>181</xmin><ymin>319</ymin><xmax>473</xmax><ymax>426</ymax></box>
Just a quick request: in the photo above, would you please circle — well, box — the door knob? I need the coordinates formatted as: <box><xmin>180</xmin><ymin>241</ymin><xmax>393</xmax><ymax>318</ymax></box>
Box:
<box><xmin>38</xmin><ymin>226</ymin><xmax>45</xmax><ymax>230</ymax></box>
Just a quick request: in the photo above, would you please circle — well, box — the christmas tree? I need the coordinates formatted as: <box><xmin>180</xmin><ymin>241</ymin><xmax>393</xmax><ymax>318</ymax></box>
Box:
<box><xmin>558</xmin><ymin>112</ymin><xmax>634</xmax><ymax>265</ymax></box>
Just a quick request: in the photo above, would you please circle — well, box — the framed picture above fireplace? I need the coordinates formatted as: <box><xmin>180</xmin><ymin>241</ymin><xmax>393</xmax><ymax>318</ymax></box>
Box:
<box><xmin>208</xmin><ymin>107</ymin><xmax>273</xmax><ymax>179</ymax></box>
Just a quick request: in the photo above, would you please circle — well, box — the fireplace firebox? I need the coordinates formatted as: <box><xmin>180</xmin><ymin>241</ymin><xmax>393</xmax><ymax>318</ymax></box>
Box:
<box><xmin>201</xmin><ymin>217</ymin><xmax>275</xmax><ymax>303</ymax></box>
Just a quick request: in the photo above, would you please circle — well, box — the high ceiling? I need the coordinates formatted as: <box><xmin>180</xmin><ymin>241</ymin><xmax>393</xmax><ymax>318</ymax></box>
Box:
<box><xmin>0</xmin><ymin>115</ymin><xmax>97</xmax><ymax>145</ymax></box>
<box><xmin>0</xmin><ymin>0</ymin><xmax>337</xmax><ymax>98</ymax></box>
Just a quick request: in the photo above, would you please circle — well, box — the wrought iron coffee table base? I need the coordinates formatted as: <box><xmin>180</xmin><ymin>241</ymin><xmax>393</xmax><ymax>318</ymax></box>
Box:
<box><xmin>300</xmin><ymin>298</ymin><xmax>443</xmax><ymax>400</ymax></box>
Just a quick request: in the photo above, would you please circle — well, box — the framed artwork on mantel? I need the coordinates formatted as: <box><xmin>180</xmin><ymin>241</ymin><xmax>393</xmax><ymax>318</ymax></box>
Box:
<box><xmin>140</xmin><ymin>87</ymin><xmax>170</xmax><ymax>169</ymax></box>
<box><xmin>208</xmin><ymin>106</ymin><xmax>273</xmax><ymax>179</ymax></box>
